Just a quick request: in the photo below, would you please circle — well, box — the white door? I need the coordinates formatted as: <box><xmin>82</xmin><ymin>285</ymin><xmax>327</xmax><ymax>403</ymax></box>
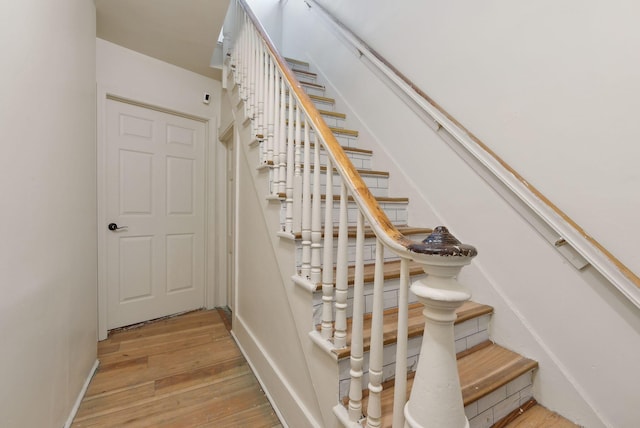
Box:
<box><xmin>105</xmin><ymin>99</ymin><xmax>206</xmax><ymax>329</ymax></box>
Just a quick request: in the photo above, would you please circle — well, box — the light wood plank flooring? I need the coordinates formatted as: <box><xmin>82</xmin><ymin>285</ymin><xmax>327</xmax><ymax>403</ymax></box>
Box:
<box><xmin>72</xmin><ymin>309</ymin><xmax>281</xmax><ymax>427</ymax></box>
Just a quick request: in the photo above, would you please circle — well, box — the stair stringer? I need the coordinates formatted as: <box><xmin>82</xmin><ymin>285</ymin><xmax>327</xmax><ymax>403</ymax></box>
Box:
<box><xmin>225</xmin><ymin>87</ymin><xmax>340</xmax><ymax>428</ymax></box>
<box><xmin>228</xmin><ymin>90</ymin><xmax>321</xmax><ymax>427</ymax></box>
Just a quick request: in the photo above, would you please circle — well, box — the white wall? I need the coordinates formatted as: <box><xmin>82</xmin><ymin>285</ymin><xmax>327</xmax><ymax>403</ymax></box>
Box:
<box><xmin>96</xmin><ymin>39</ymin><xmax>223</xmax><ymax>334</ymax></box>
<box><xmin>277</xmin><ymin>1</ymin><xmax>640</xmax><ymax>426</ymax></box>
<box><xmin>313</xmin><ymin>0</ymin><xmax>640</xmax><ymax>280</ymax></box>
<box><xmin>0</xmin><ymin>1</ymin><xmax>98</xmax><ymax>426</ymax></box>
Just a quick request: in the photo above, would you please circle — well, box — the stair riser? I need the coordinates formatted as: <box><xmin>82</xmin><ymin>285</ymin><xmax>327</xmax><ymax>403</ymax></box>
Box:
<box><xmin>312</xmin><ymin>276</ymin><xmax>423</xmax><ymax>327</ymax></box>
<box><xmin>295</xmin><ymin>232</ymin><xmax>430</xmax><ymax>272</ymax></box>
<box><xmin>283</xmin><ymin>124</ymin><xmax>358</xmax><ymax>149</ymax></box>
<box><xmin>310</xmin><ymin>128</ymin><xmax>358</xmax><ymax>149</ymax></box>
<box><xmin>293</xmin><ymin>70</ymin><xmax>316</xmax><ymax>83</ymax></box>
<box><xmin>320</xmin><ymin>200</ymin><xmax>408</xmax><ymax>227</ymax></box>
<box><xmin>466</xmin><ymin>370</ymin><xmax>534</xmax><ymax>428</ymax></box>
<box><xmin>300</xmin><ymin>83</ymin><xmax>325</xmax><ymax>97</ymax></box>
<box><xmin>313</xmin><ymin>172</ymin><xmax>390</xmax><ymax>198</ymax></box>
<box><xmin>262</xmin><ymin>143</ymin><xmax>372</xmax><ymax>170</ymax></box>
<box><xmin>285</xmin><ymin>107</ymin><xmax>346</xmax><ymax>128</ymax></box>
<box><xmin>335</xmin><ymin>314</ymin><xmax>492</xmax><ymax>402</ymax></box>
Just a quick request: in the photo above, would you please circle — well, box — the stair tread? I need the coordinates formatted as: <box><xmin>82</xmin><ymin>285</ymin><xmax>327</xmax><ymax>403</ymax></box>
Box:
<box><xmin>286</xmin><ymin>120</ymin><xmax>359</xmax><ymax>137</ymax></box>
<box><xmin>286</xmin><ymin>106</ymin><xmax>347</xmax><ymax>120</ymax></box>
<box><xmin>321</xmin><ymin>194</ymin><xmax>409</xmax><ymax>203</ymax></box>
<box><xmin>497</xmin><ymin>402</ymin><xmax>579</xmax><ymax>428</ymax></box>
<box><xmin>307</xmin><ymin>141</ymin><xmax>372</xmax><ymax>155</ymax></box>
<box><xmin>311</xmin><ymin>259</ymin><xmax>424</xmax><ymax>291</ymax></box>
<box><xmin>309</xmin><ymin>94</ymin><xmax>335</xmax><ymax>104</ymax></box>
<box><xmin>294</xmin><ymin>225</ymin><xmax>430</xmax><ymax>240</ymax></box>
<box><xmin>300</xmin><ymin>80</ymin><xmax>325</xmax><ymax>90</ymax></box>
<box><xmin>330</xmin><ymin>301</ymin><xmax>493</xmax><ymax>360</ymax></box>
<box><xmin>317</xmin><ymin>109</ymin><xmax>346</xmax><ymax>119</ymax></box>
<box><xmin>357</xmin><ymin>344</ymin><xmax>538</xmax><ymax>428</ymax></box>
<box><xmin>292</xmin><ymin>68</ymin><xmax>317</xmax><ymax>78</ymax></box>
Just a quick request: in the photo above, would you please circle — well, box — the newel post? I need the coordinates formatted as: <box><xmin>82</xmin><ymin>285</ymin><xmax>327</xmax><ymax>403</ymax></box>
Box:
<box><xmin>404</xmin><ymin>226</ymin><xmax>477</xmax><ymax>428</ymax></box>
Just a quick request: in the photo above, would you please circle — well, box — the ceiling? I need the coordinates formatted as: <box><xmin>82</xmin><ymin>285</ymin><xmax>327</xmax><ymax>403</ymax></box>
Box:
<box><xmin>95</xmin><ymin>0</ymin><xmax>230</xmax><ymax>80</ymax></box>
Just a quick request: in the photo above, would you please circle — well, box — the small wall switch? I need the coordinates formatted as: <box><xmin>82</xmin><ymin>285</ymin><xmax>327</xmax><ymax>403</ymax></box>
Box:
<box><xmin>203</xmin><ymin>92</ymin><xmax>211</xmax><ymax>104</ymax></box>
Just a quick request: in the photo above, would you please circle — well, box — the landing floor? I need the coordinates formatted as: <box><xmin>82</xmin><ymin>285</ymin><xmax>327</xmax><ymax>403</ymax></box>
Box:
<box><xmin>72</xmin><ymin>309</ymin><xmax>281</xmax><ymax>427</ymax></box>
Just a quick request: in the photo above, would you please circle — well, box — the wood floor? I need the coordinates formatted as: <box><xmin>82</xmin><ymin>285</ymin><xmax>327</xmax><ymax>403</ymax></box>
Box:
<box><xmin>72</xmin><ymin>309</ymin><xmax>282</xmax><ymax>428</ymax></box>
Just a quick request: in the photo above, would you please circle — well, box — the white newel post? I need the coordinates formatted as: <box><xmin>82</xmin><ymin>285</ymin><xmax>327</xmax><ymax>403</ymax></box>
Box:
<box><xmin>404</xmin><ymin>226</ymin><xmax>477</xmax><ymax>428</ymax></box>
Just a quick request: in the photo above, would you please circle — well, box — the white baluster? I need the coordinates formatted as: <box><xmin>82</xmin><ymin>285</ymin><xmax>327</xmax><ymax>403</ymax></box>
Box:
<box><xmin>278</xmin><ymin>77</ymin><xmax>287</xmax><ymax>197</ymax></box>
<box><xmin>266</xmin><ymin>56</ymin><xmax>274</xmax><ymax>164</ymax></box>
<box><xmin>393</xmin><ymin>257</ymin><xmax>410</xmax><ymax>427</ymax></box>
<box><xmin>292</xmin><ymin>105</ymin><xmax>303</xmax><ymax>235</ymax></box>
<box><xmin>310</xmin><ymin>134</ymin><xmax>322</xmax><ymax>285</ymax></box>
<box><xmin>257</xmin><ymin>44</ymin><xmax>265</xmax><ymax>140</ymax></box>
<box><xmin>348</xmin><ymin>211</ymin><xmax>365</xmax><ymax>421</ymax></box>
<box><xmin>279</xmin><ymin>90</ymin><xmax>296</xmax><ymax>194</ymax></box>
<box><xmin>248</xmin><ymin>27</ymin><xmax>256</xmax><ymax>118</ymax></box>
<box><xmin>300</xmin><ymin>119</ymin><xmax>312</xmax><ymax>279</ymax></box>
<box><xmin>321</xmin><ymin>158</ymin><xmax>334</xmax><ymax>340</ymax></box>
<box><xmin>334</xmin><ymin>182</ymin><xmax>349</xmax><ymax>349</ymax></box>
<box><xmin>366</xmin><ymin>239</ymin><xmax>384</xmax><ymax>428</ymax></box>
<box><xmin>285</xmin><ymin>99</ymin><xmax>295</xmax><ymax>234</ymax></box>
<box><xmin>271</xmin><ymin>71</ymin><xmax>281</xmax><ymax>196</ymax></box>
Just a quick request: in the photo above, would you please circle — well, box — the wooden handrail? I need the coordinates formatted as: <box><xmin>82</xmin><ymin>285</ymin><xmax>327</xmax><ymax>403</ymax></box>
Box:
<box><xmin>305</xmin><ymin>0</ymin><xmax>640</xmax><ymax>296</ymax></box>
<box><xmin>237</xmin><ymin>0</ymin><xmax>417</xmax><ymax>256</ymax></box>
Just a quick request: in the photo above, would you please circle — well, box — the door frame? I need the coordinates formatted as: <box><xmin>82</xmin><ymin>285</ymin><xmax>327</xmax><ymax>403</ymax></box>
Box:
<box><xmin>217</xmin><ymin>122</ymin><xmax>237</xmax><ymax>313</ymax></box>
<box><xmin>96</xmin><ymin>87</ymin><xmax>217</xmax><ymax>340</ymax></box>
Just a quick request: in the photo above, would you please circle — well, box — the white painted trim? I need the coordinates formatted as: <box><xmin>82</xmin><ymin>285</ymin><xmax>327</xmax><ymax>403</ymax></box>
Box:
<box><xmin>292</xmin><ymin>274</ymin><xmax>317</xmax><ymax>293</ymax></box>
<box><xmin>309</xmin><ymin>330</ymin><xmax>338</xmax><ymax>360</ymax></box>
<box><xmin>64</xmin><ymin>359</ymin><xmax>99</xmax><ymax>428</ymax></box>
<box><xmin>232</xmin><ymin>314</ymin><xmax>325</xmax><ymax>428</ymax></box>
<box><xmin>96</xmin><ymin>85</ymin><xmax>215</xmax><ymax>339</ymax></box>
<box><xmin>305</xmin><ymin>0</ymin><xmax>640</xmax><ymax>309</ymax></box>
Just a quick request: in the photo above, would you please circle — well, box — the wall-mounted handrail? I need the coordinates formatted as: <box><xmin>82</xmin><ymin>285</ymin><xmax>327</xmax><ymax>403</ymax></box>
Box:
<box><xmin>305</xmin><ymin>0</ymin><xmax>640</xmax><ymax>308</ymax></box>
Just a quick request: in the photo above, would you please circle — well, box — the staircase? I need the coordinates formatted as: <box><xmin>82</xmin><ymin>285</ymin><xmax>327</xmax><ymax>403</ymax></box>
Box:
<box><xmin>225</xmin><ymin>3</ymin><xmax>579</xmax><ymax>426</ymax></box>
<box><xmin>280</xmin><ymin>59</ymin><xmax>568</xmax><ymax>428</ymax></box>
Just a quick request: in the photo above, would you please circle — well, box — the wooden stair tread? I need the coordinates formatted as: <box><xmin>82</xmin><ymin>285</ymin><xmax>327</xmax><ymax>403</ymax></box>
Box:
<box><xmin>294</xmin><ymin>225</ymin><xmax>431</xmax><ymax>240</ymax></box>
<box><xmin>286</xmin><ymin>106</ymin><xmax>347</xmax><ymax>120</ymax></box>
<box><xmin>300</xmin><ymin>80</ymin><xmax>325</xmax><ymax>90</ymax></box>
<box><xmin>310</xmin><ymin>259</ymin><xmax>424</xmax><ymax>291</ymax></box>
<box><xmin>306</xmin><ymin>141</ymin><xmax>372</xmax><ymax>155</ymax></box>
<box><xmin>277</xmin><ymin>193</ymin><xmax>408</xmax><ymax>203</ymax></box>
<box><xmin>292</xmin><ymin>68</ymin><xmax>317</xmax><ymax>78</ymax></box>
<box><xmin>321</xmin><ymin>194</ymin><xmax>409</xmax><ymax>203</ymax></box>
<box><xmin>308</xmin><ymin>94</ymin><xmax>335</xmax><ymax>104</ymax></box>
<box><xmin>497</xmin><ymin>402</ymin><xmax>579</xmax><ymax>428</ymax></box>
<box><xmin>358</xmin><ymin>344</ymin><xmax>538</xmax><ymax>428</ymax></box>
<box><xmin>286</xmin><ymin>119</ymin><xmax>359</xmax><ymax>137</ymax></box>
<box><xmin>330</xmin><ymin>301</ymin><xmax>493</xmax><ymax>360</ymax></box>
<box><xmin>317</xmin><ymin>108</ymin><xmax>346</xmax><ymax>119</ymax></box>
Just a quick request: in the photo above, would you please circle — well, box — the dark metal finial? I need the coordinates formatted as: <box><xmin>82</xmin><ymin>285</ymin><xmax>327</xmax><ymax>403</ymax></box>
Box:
<box><xmin>408</xmin><ymin>226</ymin><xmax>478</xmax><ymax>257</ymax></box>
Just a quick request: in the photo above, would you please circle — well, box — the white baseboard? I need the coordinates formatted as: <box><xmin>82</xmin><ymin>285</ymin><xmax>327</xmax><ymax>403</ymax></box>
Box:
<box><xmin>64</xmin><ymin>359</ymin><xmax>99</xmax><ymax>428</ymax></box>
<box><xmin>232</xmin><ymin>314</ymin><xmax>323</xmax><ymax>428</ymax></box>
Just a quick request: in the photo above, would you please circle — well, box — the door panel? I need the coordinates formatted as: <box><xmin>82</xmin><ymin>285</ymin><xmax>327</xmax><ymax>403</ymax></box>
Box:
<box><xmin>106</xmin><ymin>99</ymin><xmax>206</xmax><ymax>329</ymax></box>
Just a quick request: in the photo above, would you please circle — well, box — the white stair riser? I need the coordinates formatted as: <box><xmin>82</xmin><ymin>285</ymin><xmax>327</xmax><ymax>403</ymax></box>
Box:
<box><xmin>300</xmin><ymin>83</ymin><xmax>325</xmax><ymax>97</ymax></box>
<box><xmin>336</xmin><ymin>314</ymin><xmax>492</xmax><ymax>401</ymax></box>
<box><xmin>294</xmin><ymin>232</ymin><xmax>430</xmax><ymax>271</ymax></box>
<box><xmin>466</xmin><ymin>370</ymin><xmax>534</xmax><ymax>428</ymax></box>
<box><xmin>293</xmin><ymin>70</ymin><xmax>317</xmax><ymax>83</ymax></box>
<box><xmin>312</xmin><ymin>276</ymin><xmax>423</xmax><ymax>327</ymax></box>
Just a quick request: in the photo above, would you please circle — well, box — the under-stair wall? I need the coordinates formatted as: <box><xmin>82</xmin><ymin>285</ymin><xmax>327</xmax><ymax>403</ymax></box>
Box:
<box><xmin>269</xmin><ymin>1</ymin><xmax>640</xmax><ymax>428</ymax></box>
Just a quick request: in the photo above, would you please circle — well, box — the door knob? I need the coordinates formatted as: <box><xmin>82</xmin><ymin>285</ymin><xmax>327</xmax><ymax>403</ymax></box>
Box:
<box><xmin>108</xmin><ymin>223</ymin><xmax>128</xmax><ymax>231</ymax></box>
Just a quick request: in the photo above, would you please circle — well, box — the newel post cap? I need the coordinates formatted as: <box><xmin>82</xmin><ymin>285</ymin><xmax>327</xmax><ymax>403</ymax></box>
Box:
<box><xmin>408</xmin><ymin>226</ymin><xmax>477</xmax><ymax>259</ymax></box>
